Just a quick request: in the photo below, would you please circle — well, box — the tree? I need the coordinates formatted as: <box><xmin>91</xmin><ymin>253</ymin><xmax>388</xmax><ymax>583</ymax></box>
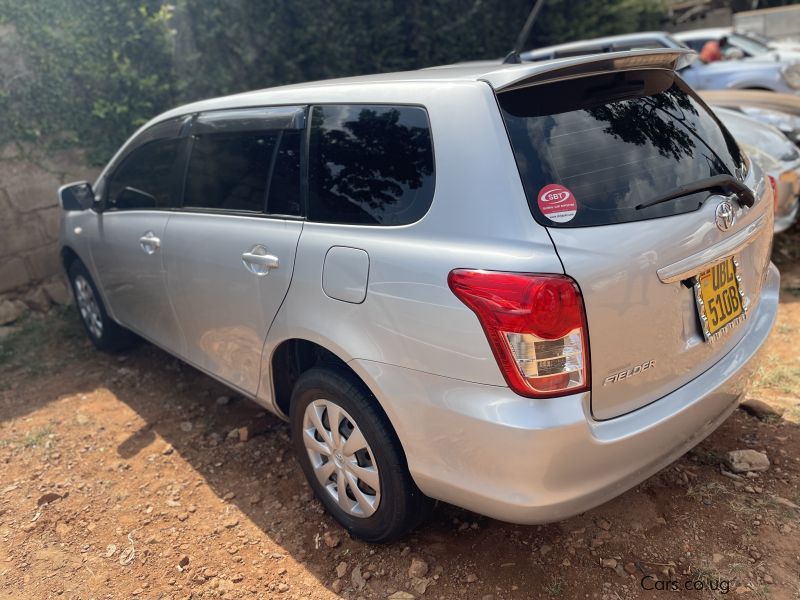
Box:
<box><xmin>0</xmin><ymin>0</ymin><xmax>669</xmax><ymax>164</ymax></box>
<box><xmin>0</xmin><ymin>0</ymin><xmax>174</xmax><ymax>162</ymax></box>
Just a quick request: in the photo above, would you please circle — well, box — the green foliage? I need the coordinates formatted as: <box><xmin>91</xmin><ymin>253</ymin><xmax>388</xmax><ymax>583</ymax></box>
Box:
<box><xmin>0</xmin><ymin>0</ymin><xmax>668</xmax><ymax>165</ymax></box>
<box><xmin>171</xmin><ymin>0</ymin><xmax>667</xmax><ymax>102</ymax></box>
<box><xmin>0</xmin><ymin>0</ymin><xmax>175</xmax><ymax>163</ymax></box>
<box><xmin>530</xmin><ymin>0</ymin><xmax>668</xmax><ymax>47</ymax></box>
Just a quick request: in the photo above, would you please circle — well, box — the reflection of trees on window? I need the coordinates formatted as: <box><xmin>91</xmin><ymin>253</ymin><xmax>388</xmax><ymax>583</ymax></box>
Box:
<box><xmin>588</xmin><ymin>86</ymin><xmax>728</xmax><ymax>174</ymax></box>
<box><xmin>309</xmin><ymin>105</ymin><xmax>434</xmax><ymax>225</ymax></box>
<box><xmin>588</xmin><ymin>88</ymin><xmax>698</xmax><ymax>161</ymax></box>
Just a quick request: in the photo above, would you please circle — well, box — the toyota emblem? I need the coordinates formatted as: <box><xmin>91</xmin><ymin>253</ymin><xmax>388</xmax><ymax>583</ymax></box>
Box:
<box><xmin>715</xmin><ymin>200</ymin><xmax>735</xmax><ymax>232</ymax></box>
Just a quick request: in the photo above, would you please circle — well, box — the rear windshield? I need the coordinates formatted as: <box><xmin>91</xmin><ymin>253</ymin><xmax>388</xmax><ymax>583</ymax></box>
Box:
<box><xmin>499</xmin><ymin>70</ymin><xmax>744</xmax><ymax>228</ymax></box>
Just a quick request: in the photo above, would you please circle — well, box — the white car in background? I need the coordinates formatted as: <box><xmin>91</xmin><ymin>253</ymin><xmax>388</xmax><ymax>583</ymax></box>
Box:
<box><xmin>715</xmin><ymin>106</ymin><xmax>800</xmax><ymax>232</ymax></box>
<box><xmin>674</xmin><ymin>27</ymin><xmax>800</xmax><ymax>63</ymax></box>
<box><xmin>740</xmin><ymin>30</ymin><xmax>800</xmax><ymax>55</ymax></box>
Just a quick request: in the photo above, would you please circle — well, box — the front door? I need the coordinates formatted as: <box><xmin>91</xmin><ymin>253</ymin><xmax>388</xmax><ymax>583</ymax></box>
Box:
<box><xmin>90</xmin><ymin>132</ymin><xmax>186</xmax><ymax>351</ymax></box>
<box><xmin>91</xmin><ymin>212</ymin><xmax>181</xmax><ymax>350</ymax></box>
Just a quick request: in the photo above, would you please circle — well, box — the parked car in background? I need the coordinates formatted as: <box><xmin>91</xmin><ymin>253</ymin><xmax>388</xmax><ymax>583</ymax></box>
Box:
<box><xmin>714</xmin><ymin>107</ymin><xmax>800</xmax><ymax>232</ymax></box>
<box><xmin>521</xmin><ymin>32</ymin><xmax>800</xmax><ymax>94</ymax></box>
<box><xmin>740</xmin><ymin>30</ymin><xmax>800</xmax><ymax>55</ymax></box>
<box><xmin>674</xmin><ymin>27</ymin><xmax>800</xmax><ymax>62</ymax></box>
<box><xmin>701</xmin><ymin>90</ymin><xmax>800</xmax><ymax>145</ymax></box>
<box><xmin>734</xmin><ymin>4</ymin><xmax>800</xmax><ymax>46</ymax></box>
<box><xmin>701</xmin><ymin>89</ymin><xmax>800</xmax><ymax>114</ymax></box>
<box><xmin>58</xmin><ymin>49</ymin><xmax>779</xmax><ymax>542</ymax></box>
<box><xmin>521</xmin><ymin>31</ymin><xmax>684</xmax><ymax>60</ymax></box>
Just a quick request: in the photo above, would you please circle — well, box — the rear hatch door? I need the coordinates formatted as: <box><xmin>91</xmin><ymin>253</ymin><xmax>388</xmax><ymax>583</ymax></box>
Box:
<box><xmin>497</xmin><ymin>68</ymin><xmax>773</xmax><ymax>419</ymax></box>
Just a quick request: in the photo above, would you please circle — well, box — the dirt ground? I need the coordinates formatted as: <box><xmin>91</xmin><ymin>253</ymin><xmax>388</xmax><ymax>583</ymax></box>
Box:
<box><xmin>1</xmin><ymin>230</ymin><xmax>799</xmax><ymax>600</ymax></box>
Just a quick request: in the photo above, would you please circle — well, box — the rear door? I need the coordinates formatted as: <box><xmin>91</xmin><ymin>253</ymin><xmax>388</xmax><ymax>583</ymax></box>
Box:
<box><xmin>498</xmin><ymin>69</ymin><xmax>773</xmax><ymax>419</ymax></box>
<box><xmin>163</xmin><ymin>107</ymin><xmax>305</xmax><ymax>395</ymax></box>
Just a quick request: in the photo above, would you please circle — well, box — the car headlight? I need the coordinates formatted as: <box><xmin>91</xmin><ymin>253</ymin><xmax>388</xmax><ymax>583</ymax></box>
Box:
<box><xmin>781</xmin><ymin>64</ymin><xmax>800</xmax><ymax>89</ymax></box>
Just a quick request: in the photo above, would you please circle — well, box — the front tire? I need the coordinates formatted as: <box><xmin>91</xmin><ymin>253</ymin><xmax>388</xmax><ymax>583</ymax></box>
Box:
<box><xmin>67</xmin><ymin>260</ymin><xmax>137</xmax><ymax>352</ymax></box>
<box><xmin>290</xmin><ymin>367</ymin><xmax>432</xmax><ymax>542</ymax></box>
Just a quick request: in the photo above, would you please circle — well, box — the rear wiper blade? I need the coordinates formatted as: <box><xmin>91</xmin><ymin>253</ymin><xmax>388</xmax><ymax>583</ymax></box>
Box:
<box><xmin>635</xmin><ymin>174</ymin><xmax>755</xmax><ymax>211</ymax></box>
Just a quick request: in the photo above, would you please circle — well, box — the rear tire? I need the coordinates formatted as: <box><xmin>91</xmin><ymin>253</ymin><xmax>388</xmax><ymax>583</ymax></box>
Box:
<box><xmin>290</xmin><ymin>367</ymin><xmax>432</xmax><ymax>542</ymax></box>
<box><xmin>67</xmin><ymin>260</ymin><xmax>137</xmax><ymax>352</ymax></box>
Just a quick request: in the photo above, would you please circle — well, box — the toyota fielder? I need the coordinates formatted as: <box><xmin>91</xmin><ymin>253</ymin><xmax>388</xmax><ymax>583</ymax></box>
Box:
<box><xmin>58</xmin><ymin>48</ymin><xmax>779</xmax><ymax>542</ymax></box>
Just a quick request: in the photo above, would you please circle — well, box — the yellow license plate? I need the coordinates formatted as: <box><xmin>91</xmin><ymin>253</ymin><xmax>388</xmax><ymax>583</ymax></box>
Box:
<box><xmin>695</xmin><ymin>257</ymin><xmax>746</xmax><ymax>340</ymax></box>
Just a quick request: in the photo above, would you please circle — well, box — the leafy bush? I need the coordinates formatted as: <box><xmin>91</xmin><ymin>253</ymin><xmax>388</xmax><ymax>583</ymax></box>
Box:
<box><xmin>0</xmin><ymin>0</ymin><xmax>667</xmax><ymax>165</ymax></box>
<box><xmin>0</xmin><ymin>0</ymin><xmax>174</xmax><ymax>163</ymax></box>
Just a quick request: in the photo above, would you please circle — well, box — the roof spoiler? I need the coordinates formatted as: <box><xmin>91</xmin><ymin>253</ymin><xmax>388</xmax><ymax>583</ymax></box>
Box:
<box><xmin>481</xmin><ymin>48</ymin><xmax>696</xmax><ymax>93</ymax></box>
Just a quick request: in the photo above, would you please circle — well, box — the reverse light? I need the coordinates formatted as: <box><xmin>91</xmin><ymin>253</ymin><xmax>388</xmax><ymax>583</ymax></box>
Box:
<box><xmin>448</xmin><ymin>270</ymin><xmax>590</xmax><ymax>398</ymax></box>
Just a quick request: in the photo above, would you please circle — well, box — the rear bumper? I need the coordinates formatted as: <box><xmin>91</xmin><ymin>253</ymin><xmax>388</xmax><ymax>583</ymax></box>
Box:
<box><xmin>352</xmin><ymin>263</ymin><xmax>780</xmax><ymax>524</ymax></box>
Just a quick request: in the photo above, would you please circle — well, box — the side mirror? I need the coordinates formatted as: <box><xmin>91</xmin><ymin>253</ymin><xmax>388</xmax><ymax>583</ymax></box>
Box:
<box><xmin>59</xmin><ymin>181</ymin><xmax>95</xmax><ymax>212</ymax></box>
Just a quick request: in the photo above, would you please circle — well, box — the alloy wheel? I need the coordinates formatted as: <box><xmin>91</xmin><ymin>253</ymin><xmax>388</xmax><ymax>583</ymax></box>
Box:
<box><xmin>74</xmin><ymin>275</ymin><xmax>103</xmax><ymax>339</ymax></box>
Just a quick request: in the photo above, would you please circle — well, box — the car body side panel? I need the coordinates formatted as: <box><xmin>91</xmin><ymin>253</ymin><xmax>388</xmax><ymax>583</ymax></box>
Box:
<box><xmin>164</xmin><ymin>213</ymin><xmax>303</xmax><ymax>396</ymax></box>
<box><xmin>681</xmin><ymin>62</ymin><xmax>793</xmax><ymax>93</ymax></box>
<box><xmin>255</xmin><ymin>82</ymin><xmax>563</xmax><ymax>410</ymax></box>
<box><xmin>88</xmin><ymin>211</ymin><xmax>182</xmax><ymax>351</ymax></box>
<box><xmin>59</xmin><ymin>209</ymin><xmax>105</xmax><ymax>308</ymax></box>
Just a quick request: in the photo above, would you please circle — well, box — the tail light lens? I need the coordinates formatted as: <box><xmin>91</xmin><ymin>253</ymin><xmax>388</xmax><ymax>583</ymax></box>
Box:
<box><xmin>768</xmin><ymin>175</ymin><xmax>778</xmax><ymax>212</ymax></box>
<box><xmin>448</xmin><ymin>269</ymin><xmax>590</xmax><ymax>398</ymax></box>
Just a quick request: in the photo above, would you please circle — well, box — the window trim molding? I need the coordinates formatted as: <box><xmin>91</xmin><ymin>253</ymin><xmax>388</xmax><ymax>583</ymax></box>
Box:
<box><xmin>179</xmin><ymin>106</ymin><xmax>307</xmax><ymax>218</ymax></box>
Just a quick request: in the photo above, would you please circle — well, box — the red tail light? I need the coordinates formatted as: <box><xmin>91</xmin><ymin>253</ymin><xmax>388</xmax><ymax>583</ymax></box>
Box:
<box><xmin>448</xmin><ymin>269</ymin><xmax>590</xmax><ymax>398</ymax></box>
<box><xmin>768</xmin><ymin>175</ymin><xmax>778</xmax><ymax>213</ymax></box>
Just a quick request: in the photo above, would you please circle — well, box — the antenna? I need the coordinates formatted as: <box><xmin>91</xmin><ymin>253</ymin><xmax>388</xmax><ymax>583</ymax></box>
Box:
<box><xmin>503</xmin><ymin>0</ymin><xmax>547</xmax><ymax>64</ymax></box>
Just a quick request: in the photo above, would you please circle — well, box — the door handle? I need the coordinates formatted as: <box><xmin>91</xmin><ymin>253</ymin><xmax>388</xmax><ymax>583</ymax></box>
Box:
<box><xmin>242</xmin><ymin>245</ymin><xmax>279</xmax><ymax>275</ymax></box>
<box><xmin>139</xmin><ymin>231</ymin><xmax>161</xmax><ymax>255</ymax></box>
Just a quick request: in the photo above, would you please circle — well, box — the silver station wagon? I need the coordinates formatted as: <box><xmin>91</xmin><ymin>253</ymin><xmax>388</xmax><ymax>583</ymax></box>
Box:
<box><xmin>59</xmin><ymin>49</ymin><xmax>780</xmax><ymax>542</ymax></box>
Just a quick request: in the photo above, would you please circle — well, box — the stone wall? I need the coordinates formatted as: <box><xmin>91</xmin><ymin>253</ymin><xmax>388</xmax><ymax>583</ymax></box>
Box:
<box><xmin>0</xmin><ymin>143</ymin><xmax>101</xmax><ymax>295</ymax></box>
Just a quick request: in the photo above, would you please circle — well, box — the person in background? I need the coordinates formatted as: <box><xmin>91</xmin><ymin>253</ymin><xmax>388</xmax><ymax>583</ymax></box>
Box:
<box><xmin>700</xmin><ymin>40</ymin><xmax>722</xmax><ymax>63</ymax></box>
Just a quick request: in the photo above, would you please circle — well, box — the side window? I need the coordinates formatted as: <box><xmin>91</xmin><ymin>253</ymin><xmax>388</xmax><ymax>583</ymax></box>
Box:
<box><xmin>684</xmin><ymin>39</ymin><xmax>708</xmax><ymax>53</ymax></box>
<box><xmin>308</xmin><ymin>104</ymin><xmax>435</xmax><ymax>225</ymax></box>
<box><xmin>266</xmin><ymin>131</ymin><xmax>302</xmax><ymax>216</ymax></box>
<box><xmin>184</xmin><ymin>131</ymin><xmax>279</xmax><ymax>212</ymax></box>
<box><xmin>106</xmin><ymin>138</ymin><xmax>183</xmax><ymax>210</ymax></box>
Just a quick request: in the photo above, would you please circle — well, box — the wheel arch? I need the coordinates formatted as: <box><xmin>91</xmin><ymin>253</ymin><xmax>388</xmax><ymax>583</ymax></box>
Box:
<box><xmin>259</xmin><ymin>337</ymin><xmax>404</xmax><ymax>446</ymax></box>
<box><xmin>60</xmin><ymin>244</ymin><xmax>120</xmax><ymax>325</ymax></box>
<box><xmin>267</xmin><ymin>337</ymin><xmax>383</xmax><ymax>420</ymax></box>
<box><xmin>60</xmin><ymin>245</ymin><xmax>82</xmax><ymax>272</ymax></box>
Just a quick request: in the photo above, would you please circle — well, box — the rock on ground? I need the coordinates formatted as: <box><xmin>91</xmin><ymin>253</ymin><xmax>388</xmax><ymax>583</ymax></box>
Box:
<box><xmin>408</xmin><ymin>557</ymin><xmax>429</xmax><ymax>578</ymax></box>
<box><xmin>740</xmin><ymin>398</ymin><xmax>784</xmax><ymax>420</ymax></box>
<box><xmin>0</xmin><ymin>298</ymin><xmax>25</xmax><ymax>325</ymax></box>
<box><xmin>724</xmin><ymin>449</ymin><xmax>770</xmax><ymax>473</ymax></box>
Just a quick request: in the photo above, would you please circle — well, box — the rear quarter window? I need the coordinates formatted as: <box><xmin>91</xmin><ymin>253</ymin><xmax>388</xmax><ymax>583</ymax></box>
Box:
<box><xmin>499</xmin><ymin>70</ymin><xmax>744</xmax><ymax>228</ymax></box>
<box><xmin>307</xmin><ymin>104</ymin><xmax>435</xmax><ymax>225</ymax></box>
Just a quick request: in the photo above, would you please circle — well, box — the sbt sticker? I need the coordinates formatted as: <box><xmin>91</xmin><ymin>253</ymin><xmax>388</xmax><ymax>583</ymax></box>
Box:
<box><xmin>537</xmin><ymin>184</ymin><xmax>577</xmax><ymax>223</ymax></box>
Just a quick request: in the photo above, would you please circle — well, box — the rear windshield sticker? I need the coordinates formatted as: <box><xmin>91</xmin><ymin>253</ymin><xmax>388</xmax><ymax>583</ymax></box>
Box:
<box><xmin>537</xmin><ymin>184</ymin><xmax>577</xmax><ymax>223</ymax></box>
